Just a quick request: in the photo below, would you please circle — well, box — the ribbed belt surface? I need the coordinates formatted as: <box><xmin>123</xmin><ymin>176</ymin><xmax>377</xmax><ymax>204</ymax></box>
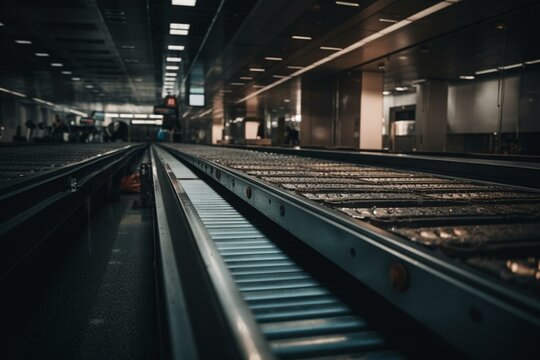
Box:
<box><xmin>178</xmin><ymin>177</ymin><xmax>402</xmax><ymax>359</ymax></box>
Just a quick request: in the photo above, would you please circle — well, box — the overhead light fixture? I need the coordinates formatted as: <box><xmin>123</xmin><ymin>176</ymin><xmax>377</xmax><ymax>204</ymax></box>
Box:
<box><xmin>231</xmin><ymin>82</ymin><xmax>245</xmax><ymax>86</ymax></box>
<box><xmin>164</xmin><ymin>82</ymin><xmax>175</xmax><ymax>86</ymax></box>
<box><xmin>32</xmin><ymin>97</ymin><xmax>55</xmax><ymax>106</ymax></box>
<box><xmin>15</xmin><ymin>40</ymin><xmax>32</xmax><ymax>44</ymax></box>
<box><xmin>165</xmin><ymin>72</ymin><xmax>177</xmax><ymax>77</ymax></box>
<box><xmin>264</xmin><ymin>57</ymin><xmax>283</xmax><ymax>61</ymax></box>
<box><xmin>120</xmin><ymin>113</ymin><xmax>134</xmax><ymax>118</ymax></box>
<box><xmin>320</xmin><ymin>46</ymin><xmax>342</xmax><ymax>51</ymax></box>
<box><xmin>167</xmin><ymin>57</ymin><xmax>182</xmax><ymax>62</ymax></box>
<box><xmin>68</xmin><ymin>109</ymin><xmax>87</xmax><ymax>117</ymax></box>
<box><xmin>335</xmin><ymin>1</ymin><xmax>359</xmax><ymax>6</ymax></box>
<box><xmin>287</xmin><ymin>65</ymin><xmax>304</xmax><ymax>70</ymax></box>
<box><xmin>168</xmin><ymin>45</ymin><xmax>185</xmax><ymax>51</ymax></box>
<box><xmin>0</xmin><ymin>86</ymin><xmax>27</xmax><ymax>98</ymax></box>
<box><xmin>61</xmin><ymin>71</ymin><xmax>72</xmax><ymax>75</ymax></box>
<box><xmin>236</xmin><ymin>1</ymin><xmax>461</xmax><ymax>105</ymax></box>
<box><xmin>240</xmin><ymin>76</ymin><xmax>253</xmax><ymax>80</ymax></box>
<box><xmin>35</xmin><ymin>53</ymin><xmax>50</xmax><ymax>57</ymax></box>
<box><xmin>134</xmin><ymin>114</ymin><xmax>149</xmax><ymax>119</ymax></box>
<box><xmin>149</xmin><ymin>114</ymin><xmax>164</xmax><ymax>119</ymax></box>
<box><xmin>131</xmin><ymin>119</ymin><xmax>162</xmax><ymax>125</ymax></box>
<box><xmin>51</xmin><ymin>63</ymin><xmax>63</xmax><ymax>67</ymax></box>
<box><xmin>165</xmin><ymin>77</ymin><xmax>176</xmax><ymax>81</ymax></box>
<box><xmin>170</xmin><ymin>29</ymin><xmax>188</xmax><ymax>36</ymax></box>
<box><xmin>459</xmin><ymin>75</ymin><xmax>475</xmax><ymax>80</ymax></box>
<box><xmin>283</xmin><ymin>99</ymin><xmax>290</xmax><ymax>103</ymax></box>
<box><xmin>398</xmin><ymin>55</ymin><xmax>408</xmax><ymax>60</ymax></box>
<box><xmin>85</xmin><ymin>84</ymin><xmax>94</xmax><ymax>88</ymax></box>
<box><xmin>379</xmin><ymin>18</ymin><xmax>398</xmax><ymax>23</ymax></box>
<box><xmin>395</xmin><ymin>86</ymin><xmax>408</xmax><ymax>91</ymax></box>
<box><xmin>272</xmin><ymin>75</ymin><xmax>289</xmax><ymax>79</ymax></box>
<box><xmin>71</xmin><ymin>77</ymin><xmax>81</xmax><ymax>81</ymax></box>
<box><xmin>170</xmin><ymin>23</ymin><xmax>190</xmax><ymax>30</ymax></box>
<box><xmin>501</xmin><ymin>63</ymin><xmax>523</xmax><ymax>70</ymax></box>
<box><xmin>105</xmin><ymin>113</ymin><xmax>119</xmax><ymax>117</ymax></box>
<box><xmin>166</xmin><ymin>65</ymin><xmax>179</xmax><ymax>70</ymax></box>
<box><xmin>291</xmin><ymin>35</ymin><xmax>312</xmax><ymax>40</ymax></box>
<box><xmin>171</xmin><ymin>0</ymin><xmax>196</xmax><ymax>6</ymax></box>
<box><xmin>475</xmin><ymin>68</ymin><xmax>498</xmax><ymax>75</ymax></box>
<box><xmin>382</xmin><ymin>91</ymin><xmax>391</xmax><ymax>95</ymax></box>
<box><xmin>525</xmin><ymin>59</ymin><xmax>540</xmax><ymax>65</ymax></box>
<box><xmin>253</xmin><ymin>85</ymin><xmax>264</xmax><ymax>88</ymax></box>
<box><xmin>249</xmin><ymin>68</ymin><xmax>265</xmax><ymax>72</ymax></box>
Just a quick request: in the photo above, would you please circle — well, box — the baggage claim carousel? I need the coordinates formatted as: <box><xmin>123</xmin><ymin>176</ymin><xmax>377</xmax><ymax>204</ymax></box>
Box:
<box><xmin>1</xmin><ymin>143</ymin><xmax>539</xmax><ymax>359</ymax></box>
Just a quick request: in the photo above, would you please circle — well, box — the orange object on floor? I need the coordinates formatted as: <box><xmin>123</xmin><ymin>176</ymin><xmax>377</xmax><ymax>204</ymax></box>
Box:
<box><xmin>120</xmin><ymin>173</ymin><xmax>141</xmax><ymax>193</ymax></box>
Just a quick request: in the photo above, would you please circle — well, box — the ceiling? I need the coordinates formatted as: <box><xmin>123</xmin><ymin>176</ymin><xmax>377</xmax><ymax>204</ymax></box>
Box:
<box><xmin>0</xmin><ymin>0</ymin><xmax>538</xmax><ymax>115</ymax></box>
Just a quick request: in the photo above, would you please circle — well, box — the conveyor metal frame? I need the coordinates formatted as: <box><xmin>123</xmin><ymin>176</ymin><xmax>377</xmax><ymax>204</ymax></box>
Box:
<box><xmin>161</xmin><ymin>143</ymin><xmax>540</xmax><ymax>358</ymax></box>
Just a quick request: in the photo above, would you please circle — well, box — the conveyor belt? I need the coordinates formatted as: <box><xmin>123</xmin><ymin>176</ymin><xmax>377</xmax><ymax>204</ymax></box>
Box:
<box><xmin>153</xmin><ymin>146</ymin><xmax>406</xmax><ymax>359</ymax></box>
<box><xmin>159</xmin><ymin>143</ymin><xmax>540</xmax><ymax>358</ymax></box>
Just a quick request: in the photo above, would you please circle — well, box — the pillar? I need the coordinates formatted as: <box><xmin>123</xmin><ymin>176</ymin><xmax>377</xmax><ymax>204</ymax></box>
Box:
<box><xmin>359</xmin><ymin>72</ymin><xmax>384</xmax><ymax>149</ymax></box>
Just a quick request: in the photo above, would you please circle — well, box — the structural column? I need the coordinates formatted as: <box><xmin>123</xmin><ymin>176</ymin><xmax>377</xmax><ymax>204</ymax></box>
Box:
<box><xmin>415</xmin><ymin>80</ymin><xmax>448</xmax><ymax>151</ymax></box>
<box><xmin>359</xmin><ymin>72</ymin><xmax>384</xmax><ymax>150</ymax></box>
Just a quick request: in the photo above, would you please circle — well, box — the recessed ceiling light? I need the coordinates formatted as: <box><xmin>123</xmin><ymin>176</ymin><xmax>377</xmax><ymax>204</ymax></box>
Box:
<box><xmin>231</xmin><ymin>82</ymin><xmax>245</xmax><ymax>86</ymax></box>
<box><xmin>382</xmin><ymin>90</ymin><xmax>391</xmax><ymax>95</ymax></box>
<box><xmin>287</xmin><ymin>66</ymin><xmax>304</xmax><ymax>70</ymax></box>
<box><xmin>171</xmin><ymin>0</ymin><xmax>196</xmax><ymax>6</ymax></box>
<box><xmin>264</xmin><ymin>57</ymin><xmax>283</xmax><ymax>61</ymax></box>
<box><xmin>61</xmin><ymin>71</ymin><xmax>72</xmax><ymax>75</ymax></box>
<box><xmin>379</xmin><ymin>18</ymin><xmax>398</xmax><ymax>23</ymax></box>
<box><xmin>35</xmin><ymin>53</ymin><xmax>50</xmax><ymax>57</ymax></box>
<box><xmin>168</xmin><ymin>45</ymin><xmax>185</xmax><ymax>51</ymax></box>
<box><xmin>459</xmin><ymin>75</ymin><xmax>475</xmax><ymax>80</ymax></box>
<box><xmin>15</xmin><ymin>40</ymin><xmax>32</xmax><ymax>44</ymax></box>
<box><xmin>335</xmin><ymin>1</ymin><xmax>359</xmax><ymax>6</ymax></box>
<box><xmin>166</xmin><ymin>65</ymin><xmax>179</xmax><ymax>70</ymax></box>
<box><xmin>51</xmin><ymin>63</ymin><xmax>63</xmax><ymax>67</ymax></box>
<box><xmin>71</xmin><ymin>77</ymin><xmax>81</xmax><ymax>81</ymax></box>
<box><xmin>239</xmin><ymin>76</ymin><xmax>253</xmax><ymax>80</ymax></box>
<box><xmin>320</xmin><ymin>46</ymin><xmax>342</xmax><ymax>51</ymax></box>
<box><xmin>291</xmin><ymin>35</ymin><xmax>312</xmax><ymax>40</ymax></box>
<box><xmin>398</xmin><ymin>55</ymin><xmax>408</xmax><ymax>60</ymax></box>
<box><xmin>85</xmin><ymin>84</ymin><xmax>94</xmax><ymax>88</ymax></box>
<box><xmin>165</xmin><ymin>72</ymin><xmax>177</xmax><ymax>77</ymax></box>
<box><xmin>170</xmin><ymin>29</ymin><xmax>188</xmax><ymax>36</ymax></box>
<box><xmin>167</xmin><ymin>57</ymin><xmax>182</xmax><ymax>62</ymax></box>
<box><xmin>170</xmin><ymin>23</ymin><xmax>190</xmax><ymax>30</ymax></box>
<box><xmin>283</xmin><ymin>99</ymin><xmax>290</xmax><ymax>103</ymax></box>
<box><xmin>395</xmin><ymin>86</ymin><xmax>408</xmax><ymax>91</ymax></box>
<box><xmin>249</xmin><ymin>68</ymin><xmax>265</xmax><ymax>72</ymax></box>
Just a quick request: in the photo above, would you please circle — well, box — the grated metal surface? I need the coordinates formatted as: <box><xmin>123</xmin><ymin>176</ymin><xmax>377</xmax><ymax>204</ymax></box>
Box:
<box><xmin>0</xmin><ymin>144</ymin><xmax>133</xmax><ymax>187</ymax></box>
<box><xmin>163</xmin><ymin>145</ymin><xmax>540</xmax><ymax>292</ymax></box>
<box><xmin>177</xmin><ymin>178</ymin><xmax>403</xmax><ymax>359</ymax></box>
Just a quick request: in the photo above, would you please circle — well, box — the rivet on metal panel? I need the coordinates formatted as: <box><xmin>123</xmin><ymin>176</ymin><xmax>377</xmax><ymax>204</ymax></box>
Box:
<box><xmin>280</xmin><ymin>205</ymin><xmax>285</xmax><ymax>216</ymax></box>
<box><xmin>469</xmin><ymin>307</ymin><xmax>483</xmax><ymax>323</ymax></box>
<box><xmin>390</xmin><ymin>262</ymin><xmax>408</xmax><ymax>292</ymax></box>
<box><xmin>246</xmin><ymin>186</ymin><xmax>252</xmax><ymax>199</ymax></box>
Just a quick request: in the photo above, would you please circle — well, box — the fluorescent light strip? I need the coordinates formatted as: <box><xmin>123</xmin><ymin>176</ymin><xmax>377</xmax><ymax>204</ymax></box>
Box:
<box><xmin>165</xmin><ymin>72</ymin><xmax>177</xmax><ymax>77</ymax></box>
<box><xmin>459</xmin><ymin>75</ymin><xmax>475</xmax><ymax>80</ymax></box>
<box><xmin>265</xmin><ymin>57</ymin><xmax>283</xmax><ymax>61</ymax></box>
<box><xmin>72</xmin><ymin>77</ymin><xmax>81</xmax><ymax>81</ymax></box>
<box><xmin>149</xmin><ymin>114</ymin><xmax>164</xmax><ymax>119</ymax></box>
<box><xmin>287</xmin><ymin>65</ymin><xmax>304</xmax><ymax>70</ymax></box>
<box><xmin>166</xmin><ymin>66</ymin><xmax>179</xmax><ymax>70</ymax></box>
<box><xmin>165</xmin><ymin>77</ymin><xmax>177</xmax><ymax>81</ymax></box>
<box><xmin>132</xmin><ymin>120</ymin><xmax>162</xmax><ymax>125</ymax></box>
<box><xmin>167</xmin><ymin>57</ymin><xmax>182</xmax><ymax>62</ymax></box>
<box><xmin>272</xmin><ymin>75</ymin><xmax>289</xmax><ymax>79</ymax></box>
<box><xmin>291</xmin><ymin>35</ymin><xmax>312</xmax><ymax>40</ymax></box>
<box><xmin>379</xmin><ymin>18</ymin><xmax>398</xmax><ymax>23</ymax></box>
<box><xmin>249</xmin><ymin>68</ymin><xmax>265</xmax><ymax>72</ymax></box>
<box><xmin>525</xmin><ymin>59</ymin><xmax>540</xmax><ymax>65</ymax></box>
<box><xmin>475</xmin><ymin>68</ymin><xmax>498</xmax><ymax>75</ymax></box>
<box><xmin>0</xmin><ymin>86</ymin><xmax>27</xmax><ymax>98</ymax></box>
<box><xmin>240</xmin><ymin>76</ymin><xmax>253</xmax><ymax>80</ymax></box>
<box><xmin>335</xmin><ymin>1</ymin><xmax>359</xmax><ymax>7</ymax></box>
<box><xmin>168</xmin><ymin>45</ymin><xmax>185</xmax><ymax>51</ymax></box>
<box><xmin>171</xmin><ymin>0</ymin><xmax>196</xmax><ymax>6</ymax></box>
<box><xmin>61</xmin><ymin>71</ymin><xmax>72</xmax><ymax>75</ymax></box>
<box><xmin>198</xmin><ymin>109</ymin><xmax>213</xmax><ymax>118</ymax></box>
<box><xmin>32</xmin><ymin>97</ymin><xmax>55</xmax><ymax>106</ymax></box>
<box><xmin>170</xmin><ymin>29</ymin><xmax>188</xmax><ymax>35</ymax></box>
<box><xmin>237</xmin><ymin>0</ymin><xmax>460</xmax><ymax>104</ymax></box>
<box><xmin>231</xmin><ymin>82</ymin><xmax>245</xmax><ymax>86</ymax></box>
<box><xmin>320</xmin><ymin>46</ymin><xmax>342</xmax><ymax>51</ymax></box>
<box><xmin>68</xmin><ymin>109</ymin><xmax>87</xmax><ymax>117</ymax></box>
<box><xmin>501</xmin><ymin>63</ymin><xmax>523</xmax><ymax>70</ymax></box>
<box><xmin>120</xmin><ymin>113</ymin><xmax>134</xmax><ymax>118</ymax></box>
<box><xmin>51</xmin><ymin>63</ymin><xmax>63</xmax><ymax>67</ymax></box>
<box><xmin>35</xmin><ymin>53</ymin><xmax>50</xmax><ymax>57</ymax></box>
<box><xmin>105</xmin><ymin>113</ymin><xmax>119</xmax><ymax>117</ymax></box>
<box><xmin>15</xmin><ymin>40</ymin><xmax>32</xmax><ymax>44</ymax></box>
<box><xmin>170</xmin><ymin>23</ymin><xmax>190</xmax><ymax>30</ymax></box>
